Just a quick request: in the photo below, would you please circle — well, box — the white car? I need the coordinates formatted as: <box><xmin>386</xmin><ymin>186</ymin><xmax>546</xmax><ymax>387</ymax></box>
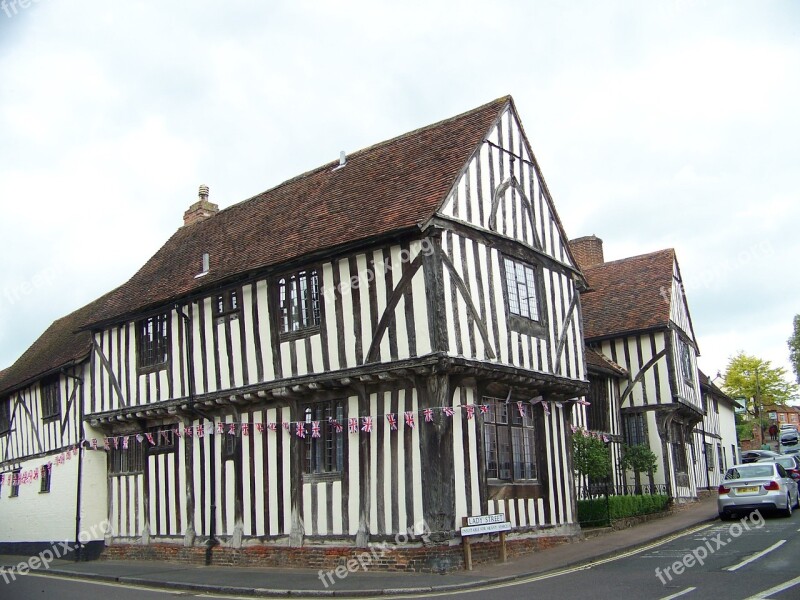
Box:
<box><xmin>718</xmin><ymin>462</ymin><xmax>799</xmax><ymax>520</ymax></box>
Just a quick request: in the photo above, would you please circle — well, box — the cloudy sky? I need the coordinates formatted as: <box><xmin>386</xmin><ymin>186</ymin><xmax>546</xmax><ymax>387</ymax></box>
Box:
<box><xmin>1</xmin><ymin>1</ymin><xmax>798</xmax><ymax>390</ymax></box>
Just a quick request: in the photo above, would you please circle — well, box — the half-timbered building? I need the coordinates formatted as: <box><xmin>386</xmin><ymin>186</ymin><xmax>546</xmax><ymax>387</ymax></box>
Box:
<box><xmin>694</xmin><ymin>371</ymin><xmax>738</xmax><ymax>490</ymax></box>
<box><xmin>0</xmin><ymin>300</ymin><xmax>109</xmax><ymax>557</ymax></box>
<box><xmin>570</xmin><ymin>236</ymin><xmax>703</xmax><ymax>499</ymax></box>
<box><xmin>0</xmin><ymin>96</ymin><xmax>590</xmax><ymax>569</ymax></box>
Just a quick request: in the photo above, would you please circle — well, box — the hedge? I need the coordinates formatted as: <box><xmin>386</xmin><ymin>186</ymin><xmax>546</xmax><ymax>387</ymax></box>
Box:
<box><xmin>577</xmin><ymin>494</ymin><xmax>670</xmax><ymax>526</ymax></box>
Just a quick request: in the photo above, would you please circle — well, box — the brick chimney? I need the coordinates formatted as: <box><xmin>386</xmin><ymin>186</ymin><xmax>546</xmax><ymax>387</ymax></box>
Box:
<box><xmin>569</xmin><ymin>235</ymin><xmax>604</xmax><ymax>271</ymax></box>
<box><xmin>183</xmin><ymin>184</ymin><xmax>219</xmax><ymax>226</ymax></box>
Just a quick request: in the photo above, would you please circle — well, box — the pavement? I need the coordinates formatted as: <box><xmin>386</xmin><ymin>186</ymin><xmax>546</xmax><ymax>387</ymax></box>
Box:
<box><xmin>0</xmin><ymin>494</ymin><xmax>719</xmax><ymax>597</ymax></box>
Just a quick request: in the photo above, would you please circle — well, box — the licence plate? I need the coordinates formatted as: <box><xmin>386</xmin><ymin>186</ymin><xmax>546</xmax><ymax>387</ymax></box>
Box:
<box><xmin>738</xmin><ymin>486</ymin><xmax>759</xmax><ymax>494</ymax></box>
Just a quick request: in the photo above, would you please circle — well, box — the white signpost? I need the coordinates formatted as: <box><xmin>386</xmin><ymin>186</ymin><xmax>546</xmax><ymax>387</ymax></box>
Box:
<box><xmin>460</xmin><ymin>513</ymin><xmax>512</xmax><ymax>570</ymax></box>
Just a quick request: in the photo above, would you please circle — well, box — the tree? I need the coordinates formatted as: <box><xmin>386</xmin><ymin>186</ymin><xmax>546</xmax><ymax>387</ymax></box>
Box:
<box><xmin>620</xmin><ymin>444</ymin><xmax>658</xmax><ymax>494</ymax></box>
<box><xmin>722</xmin><ymin>352</ymin><xmax>799</xmax><ymax>417</ymax></box>
<box><xmin>789</xmin><ymin>315</ymin><xmax>800</xmax><ymax>384</ymax></box>
<box><xmin>572</xmin><ymin>432</ymin><xmax>611</xmax><ymax>481</ymax></box>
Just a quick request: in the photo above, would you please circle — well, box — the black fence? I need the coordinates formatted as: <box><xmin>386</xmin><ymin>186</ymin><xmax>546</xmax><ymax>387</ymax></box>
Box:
<box><xmin>575</xmin><ymin>482</ymin><xmax>668</xmax><ymax>500</ymax></box>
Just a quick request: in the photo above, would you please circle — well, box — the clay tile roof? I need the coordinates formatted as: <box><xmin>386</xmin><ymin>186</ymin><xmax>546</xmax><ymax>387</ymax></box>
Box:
<box><xmin>0</xmin><ymin>291</ymin><xmax>114</xmax><ymax>396</ymax></box>
<box><xmin>581</xmin><ymin>249</ymin><xmax>675</xmax><ymax>341</ymax></box>
<box><xmin>85</xmin><ymin>96</ymin><xmax>513</xmax><ymax>327</ymax></box>
<box><xmin>585</xmin><ymin>346</ymin><xmax>627</xmax><ymax>377</ymax></box>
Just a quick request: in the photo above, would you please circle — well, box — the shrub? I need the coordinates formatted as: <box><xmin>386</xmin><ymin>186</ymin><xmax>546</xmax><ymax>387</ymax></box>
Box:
<box><xmin>577</xmin><ymin>494</ymin><xmax>669</xmax><ymax>527</ymax></box>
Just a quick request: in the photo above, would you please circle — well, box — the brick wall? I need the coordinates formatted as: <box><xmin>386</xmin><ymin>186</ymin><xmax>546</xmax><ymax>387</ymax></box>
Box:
<box><xmin>101</xmin><ymin>533</ymin><xmax>575</xmax><ymax>573</ymax></box>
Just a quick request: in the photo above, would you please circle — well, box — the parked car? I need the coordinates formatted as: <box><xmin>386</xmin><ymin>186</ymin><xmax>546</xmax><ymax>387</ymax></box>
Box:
<box><xmin>779</xmin><ymin>429</ymin><xmax>800</xmax><ymax>454</ymax></box>
<box><xmin>757</xmin><ymin>455</ymin><xmax>800</xmax><ymax>481</ymax></box>
<box><xmin>718</xmin><ymin>462</ymin><xmax>799</xmax><ymax>520</ymax></box>
<box><xmin>740</xmin><ymin>450</ymin><xmax>781</xmax><ymax>463</ymax></box>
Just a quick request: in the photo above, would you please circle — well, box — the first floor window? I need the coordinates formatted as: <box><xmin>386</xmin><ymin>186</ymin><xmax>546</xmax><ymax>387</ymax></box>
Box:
<box><xmin>137</xmin><ymin>313</ymin><xmax>170</xmax><ymax>369</ymax></box>
<box><xmin>483</xmin><ymin>397</ymin><xmax>537</xmax><ymax>482</ymax></box>
<box><xmin>278</xmin><ymin>269</ymin><xmax>321</xmax><ymax>335</ymax></box>
<box><xmin>40</xmin><ymin>465</ymin><xmax>51</xmax><ymax>493</ymax></box>
<box><xmin>214</xmin><ymin>289</ymin><xmax>240</xmax><ymax>320</ymax></box>
<box><xmin>222</xmin><ymin>428</ymin><xmax>238</xmax><ymax>461</ymax></box>
<box><xmin>718</xmin><ymin>443</ymin><xmax>725</xmax><ymax>472</ymax></box>
<box><xmin>302</xmin><ymin>400</ymin><xmax>345</xmax><ymax>475</ymax></box>
<box><xmin>678</xmin><ymin>338</ymin><xmax>694</xmax><ymax>385</ymax></box>
<box><xmin>623</xmin><ymin>412</ymin><xmax>646</xmax><ymax>447</ymax></box>
<box><xmin>41</xmin><ymin>376</ymin><xmax>61</xmax><ymax>420</ymax></box>
<box><xmin>0</xmin><ymin>399</ymin><xmax>10</xmax><ymax>435</ymax></box>
<box><xmin>502</xmin><ymin>256</ymin><xmax>540</xmax><ymax>322</ymax></box>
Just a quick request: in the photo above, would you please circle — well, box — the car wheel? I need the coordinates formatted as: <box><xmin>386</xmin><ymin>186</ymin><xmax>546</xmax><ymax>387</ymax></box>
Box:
<box><xmin>780</xmin><ymin>494</ymin><xmax>793</xmax><ymax>518</ymax></box>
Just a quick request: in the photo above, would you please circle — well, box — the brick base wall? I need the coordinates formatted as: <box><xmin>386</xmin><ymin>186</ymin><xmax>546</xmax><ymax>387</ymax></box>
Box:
<box><xmin>100</xmin><ymin>532</ymin><xmax>576</xmax><ymax>573</ymax></box>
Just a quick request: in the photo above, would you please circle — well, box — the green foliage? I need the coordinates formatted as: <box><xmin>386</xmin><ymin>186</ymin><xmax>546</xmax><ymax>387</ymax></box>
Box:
<box><xmin>736</xmin><ymin>421</ymin><xmax>753</xmax><ymax>441</ymax></box>
<box><xmin>572</xmin><ymin>432</ymin><xmax>611</xmax><ymax>480</ymax></box>
<box><xmin>577</xmin><ymin>494</ymin><xmax>669</xmax><ymax>526</ymax></box>
<box><xmin>722</xmin><ymin>352</ymin><xmax>799</xmax><ymax>412</ymax></box>
<box><xmin>789</xmin><ymin>315</ymin><xmax>800</xmax><ymax>384</ymax></box>
<box><xmin>620</xmin><ymin>444</ymin><xmax>658</xmax><ymax>476</ymax></box>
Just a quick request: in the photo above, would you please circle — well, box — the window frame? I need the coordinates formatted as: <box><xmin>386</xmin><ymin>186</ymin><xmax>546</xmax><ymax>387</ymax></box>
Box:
<box><xmin>213</xmin><ymin>288</ymin><xmax>241</xmax><ymax>322</ymax></box>
<box><xmin>0</xmin><ymin>399</ymin><xmax>10</xmax><ymax>435</ymax></box>
<box><xmin>136</xmin><ymin>313</ymin><xmax>171</xmax><ymax>372</ymax></box>
<box><xmin>678</xmin><ymin>337</ymin><xmax>694</xmax><ymax>386</ymax></box>
<box><xmin>109</xmin><ymin>442</ymin><xmax>145</xmax><ymax>476</ymax></box>
<box><xmin>483</xmin><ymin>396</ymin><xmax>539</xmax><ymax>484</ymax></box>
<box><xmin>10</xmin><ymin>468</ymin><xmax>20</xmax><ymax>498</ymax></box>
<box><xmin>301</xmin><ymin>399</ymin><xmax>346</xmax><ymax>480</ymax></box>
<box><xmin>276</xmin><ymin>267</ymin><xmax>322</xmax><ymax>340</ymax></box>
<box><xmin>586</xmin><ymin>376</ymin><xmax>610</xmax><ymax>433</ymax></box>
<box><xmin>499</xmin><ymin>255</ymin><xmax>546</xmax><ymax>337</ymax></box>
<box><xmin>704</xmin><ymin>442</ymin><xmax>714</xmax><ymax>471</ymax></box>
<box><xmin>40</xmin><ymin>464</ymin><xmax>51</xmax><ymax>493</ymax></box>
<box><xmin>222</xmin><ymin>429</ymin><xmax>238</xmax><ymax>461</ymax></box>
<box><xmin>671</xmin><ymin>423</ymin><xmax>688</xmax><ymax>475</ymax></box>
<box><xmin>40</xmin><ymin>376</ymin><xmax>61</xmax><ymax>421</ymax></box>
<box><xmin>623</xmin><ymin>412</ymin><xmax>647</xmax><ymax>447</ymax></box>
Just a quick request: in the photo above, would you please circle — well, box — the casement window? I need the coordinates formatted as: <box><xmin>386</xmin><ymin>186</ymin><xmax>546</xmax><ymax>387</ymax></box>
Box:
<box><xmin>483</xmin><ymin>397</ymin><xmax>538</xmax><ymax>482</ymax></box>
<box><xmin>718</xmin><ymin>443</ymin><xmax>725</xmax><ymax>473</ymax></box>
<box><xmin>41</xmin><ymin>376</ymin><xmax>60</xmax><ymax>420</ymax></box>
<box><xmin>500</xmin><ymin>256</ymin><xmax>546</xmax><ymax>337</ymax></box>
<box><xmin>678</xmin><ymin>338</ymin><xmax>694</xmax><ymax>385</ymax></box>
<box><xmin>623</xmin><ymin>412</ymin><xmax>646</xmax><ymax>447</ymax></box>
<box><xmin>146</xmin><ymin>427</ymin><xmax>176</xmax><ymax>455</ymax></box>
<box><xmin>302</xmin><ymin>400</ymin><xmax>345</xmax><ymax>476</ymax></box>
<box><xmin>214</xmin><ymin>289</ymin><xmax>240</xmax><ymax>320</ymax></box>
<box><xmin>704</xmin><ymin>443</ymin><xmax>714</xmax><ymax>471</ymax></box>
<box><xmin>136</xmin><ymin>313</ymin><xmax>170</xmax><ymax>369</ymax></box>
<box><xmin>109</xmin><ymin>443</ymin><xmax>145</xmax><ymax>475</ymax></box>
<box><xmin>586</xmin><ymin>377</ymin><xmax>609</xmax><ymax>432</ymax></box>
<box><xmin>0</xmin><ymin>399</ymin><xmax>10</xmax><ymax>435</ymax></box>
<box><xmin>278</xmin><ymin>269</ymin><xmax>321</xmax><ymax>336</ymax></box>
<box><xmin>10</xmin><ymin>468</ymin><xmax>20</xmax><ymax>498</ymax></box>
<box><xmin>40</xmin><ymin>465</ymin><xmax>51</xmax><ymax>493</ymax></box>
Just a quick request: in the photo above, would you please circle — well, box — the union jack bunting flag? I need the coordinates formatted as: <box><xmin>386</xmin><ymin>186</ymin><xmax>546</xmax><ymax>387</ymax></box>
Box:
<box><xmin>268</xmin><ymin>422</ymin><xmax>278</xmax><ymax>431</ymax></box>
<box><xmin>349</xmin><ymin>417</ymin><xmax>359</xmax><ymax>433</ymax></box>
<box><xmin>424</xmin><ymin>408</ymin><xmax>434</xmax><ymax>422</ymax></box>
<box><xmin>311</xmin><ymin>421</ymin><xmax>321</xmax><ymax>438</ymax></box>
<box><xmin>145</xmin><ymin>432</ymin><xmax>156</xmax><ymax>445</ymax></box>
<box><xmin>517</xmin><ymin>401</ymin><xmax>526</xmax><ymax>417</ymax></box>
<box><xmin>404</xmin><ymin>411</ymin><xmax>415</xmax><ymax>428</ymax></box>
<box><xmin>104</xmin><ymin>438</ymin><xmax>110</xmax><ymax>450</ymax></box>
<box><xmin>256</xmin><ymin>423</ymin><xmax>265</xmax><ymax>433</ymax></box>
<box><xmin>296</xmin><ymin>422</ymin><xmax>306</xmax><ymax>438</ymax></box>
<box><xmin>241</xmin><ymin>423</ymin><xmax>250</xmax><ymax>436</ymax></box>
<box><xmin>330</xmin><ymin>419</ymin><xmax>344</xmax><ymax>433</ymax></box>
<box><xmin>91</xmin><ymin>438</ymin><xmax>98</xmax><ymax>450</ymax></box>
<box><xmin>217</xmin><ymin>422</ymin><xmax>225</xmax><ymax>434</ymax></box>
<box><xmin>387</xmin><ymin>414</ymin><xmax>397</xmax><ymax>430</ymax></box>
<box><xmin>479</xmin><ymin>404</ymin><xmax>489</xmax><ymax>414</ymax></box>
<box><xmin>228</xmin><ymin>422</ymin><xmax>237</xmax><ymax>435</ymax></box>
<box><xmin>443</xmin><ymin>406</ymin><xmax>454</xmax><ymax>417</ymax></box>
<box><xmin>542</xmin><ymin>402</ymin><xmax>550</xmax><ymax>417</ymax></box>
<box><xmin>361</xmin><ymin>416</ymin><xmax>373</xmax><ymax>432</ymax></box>
<box><xmin>576</xmin><ymin>399</ymin><xmax>591</xmax><ymax>406</ymax></box>
<box><xmin>122</xmin><ymin>436</ymin><xmax>129</xmax><ymax>449</ymax></box>
<box><xmin>112</xmin><ymin>437</ymin><xmax>119</xmax><ymax>449</ymax></box>
<box><xmin>196</xmin><ymin>424</ymin><xmax>205</xmax><ymax>438</ymax></box>
<box><xmin>465</xmin><ymin>405</ymin><xmax>475</xmax><ymax>419</ymax></box>
<box><xmin>283</xmin><ymin>422</ymin><xmax>291</xmax><ymax>431</ymax></box>
<box><xmin>173</xmin><ymin>428</ymin><xmax>182</xmax><ymax>438</ymax></box>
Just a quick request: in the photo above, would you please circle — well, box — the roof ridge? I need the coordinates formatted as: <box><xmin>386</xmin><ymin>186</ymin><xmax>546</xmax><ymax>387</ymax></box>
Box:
<box><xmin>584</xmin><ymin>247</ymin><xmax>674</xmax><ymax>270</ymax></box>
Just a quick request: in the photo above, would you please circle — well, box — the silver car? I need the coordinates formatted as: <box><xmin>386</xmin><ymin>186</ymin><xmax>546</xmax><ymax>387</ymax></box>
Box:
<box><xmin>718</xmin><ymin>462</ymin><xmax>799</xmax><ymax>520</ymax></box>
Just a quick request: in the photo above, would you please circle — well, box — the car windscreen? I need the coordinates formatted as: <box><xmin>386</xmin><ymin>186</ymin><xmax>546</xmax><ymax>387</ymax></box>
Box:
<box><xmin>724</xmin><ymin>465</ymin><xmax>775</xmax><ymax>480</ymax></box>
